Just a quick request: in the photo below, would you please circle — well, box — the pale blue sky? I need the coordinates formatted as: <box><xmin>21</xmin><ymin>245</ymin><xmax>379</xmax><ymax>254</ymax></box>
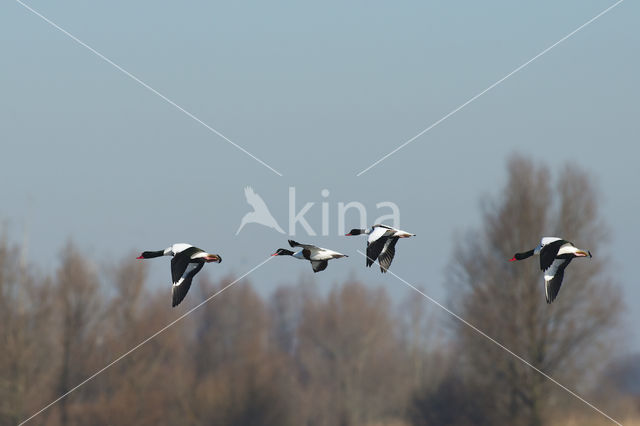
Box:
<box><xmin>1</xmin><ymin>1</ymin><xmax>638</xmax><ymax>347</ymax></box>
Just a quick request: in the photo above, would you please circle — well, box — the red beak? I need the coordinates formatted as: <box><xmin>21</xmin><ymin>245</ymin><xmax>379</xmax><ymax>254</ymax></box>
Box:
<box><xmin>509</xmin><ymin>257</ymin><xmax>516</xmax><ymax>262</ymax></box>
<box><xmin>345</xmin><ymin>233</ymin><xmax>352</xmax><ymax>236</ymax></box>
<box><xmin>136</xmin><ymin>255</ymin><xmax>144</xmax><ymax>259</ymax></box>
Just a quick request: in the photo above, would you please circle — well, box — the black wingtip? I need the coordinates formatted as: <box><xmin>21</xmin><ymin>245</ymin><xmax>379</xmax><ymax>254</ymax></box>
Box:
<box><xmin>288</xmin><ymin>239</ymin><xmax>298</xmax><ymax>247</ymax></box>
<box><xmin>588</xmin><ymin>250</ymin><xmax>592</xmax><ymax>258</ymax></box>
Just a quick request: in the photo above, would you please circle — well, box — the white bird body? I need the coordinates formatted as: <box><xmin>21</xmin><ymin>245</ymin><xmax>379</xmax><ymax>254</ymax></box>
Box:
<box><xmin>292</xmin><ymin>247</ymin><xmax>346</xmax><ymax>261</ymax></box>
<box><xmin>556</xmin><ymin>244</ymin><xmax>586</xmax><ymax>256</ymax></box>
<box><xmin>273</xmin><ymin>240</ymin><xmax>348</xmax><ymax>272</ymax></box>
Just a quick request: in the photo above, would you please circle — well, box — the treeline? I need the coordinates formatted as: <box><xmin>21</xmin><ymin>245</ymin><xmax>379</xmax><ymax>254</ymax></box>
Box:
<box><xmin>0</xmin><ymin>240</ymin><xmax>439</xmax><ymax>425</ymax></box>
<box><xmin>1</xmin><ymin>156</ymin><xmax>638</xmax><ymax>426</ymax></box>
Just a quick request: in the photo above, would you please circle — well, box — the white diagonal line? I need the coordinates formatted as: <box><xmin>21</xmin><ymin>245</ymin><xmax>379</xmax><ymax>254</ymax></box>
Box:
<box><xmin>15</xmin><ymin>0</ymin><xmax>283</xmax><ymax>177</ymax></box>
<box><xmin>356</xmin><ymin>251</ymin><xmax>622</xmax><ymax>425</ymax></box>
<box><xmin>18</xmin><ymin>256</ymin><xmax>274</xmax><ymax>426</ymax></box>
<box><xmin>356</xmin><ymin>0</ymin><xmax>624</xmax><ymax>177</ymax></box>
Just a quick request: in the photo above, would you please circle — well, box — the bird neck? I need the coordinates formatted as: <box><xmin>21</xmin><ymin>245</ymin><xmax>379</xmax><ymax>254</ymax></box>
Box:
<box><xmin>515</xmin><ymin>249</ymin><xmax>535</xmax><ymax>260</ymax></box>
<box><xmin>142</xmin><ymin>250</ymin><xmax>165</xmax><ymax>259</ymax></box>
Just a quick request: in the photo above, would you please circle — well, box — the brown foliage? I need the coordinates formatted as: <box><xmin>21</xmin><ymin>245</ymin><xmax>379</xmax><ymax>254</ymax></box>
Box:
<box><xmin>295</xmin><ymin>282</ymin><xmax>407</xmax><ymax>426</ymax></box>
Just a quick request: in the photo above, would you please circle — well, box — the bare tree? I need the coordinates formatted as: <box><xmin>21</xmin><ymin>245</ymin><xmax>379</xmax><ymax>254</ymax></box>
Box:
<box><xmin>72</xmin><ymin>256</ymin><xmax>187</xmax><ymax>426</ymax></box>
<box><xmin>183</xmin><ymin>278</ymin><xmax>293</xmax><ymax>426</ymax></box>
<box><xmin>107</xmin><ymin>253</ymin><xmax>147</xmax><ymax>330</ymax></box>
<box><xmin>269</xmin><ymin>284</ymin><xmax>315</xmax><ymax>356</ymax></box>
<box><xmin>295</xmin><ymin>281</ymin><xmax>407</xmax><ymax>426</ymax></box>
<box><xmin>0</xmin><ymin>235</ymin><xmax>56</xmax><ymax>426</ymax></box>
<box><xmin>440</xmin><ymin>155</ymin><xmax>623</xmax><ymax>425</ymax></box>
<box><xmin>54</xmin><ymin>243</ymin><xmax>102</xmax><ymax>426</ymax></box>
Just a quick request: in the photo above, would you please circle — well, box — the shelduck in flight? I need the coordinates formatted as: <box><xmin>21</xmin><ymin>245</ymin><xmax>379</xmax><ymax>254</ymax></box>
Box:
<box><xmin>346</xmin><ymin>224</ymin><xmax>415</xmax><ymax>273</ymax></box>
<box><xmin>272</xmin><ymin>240</ymin><xmax>348</xmax><ymax>272</ymax></box>
<box><xmin>509</xmin><ymin>237</ymin><xmax>591</xmax><ymax>304</ymax></box>
<box><xmin>137</xmin><ymin>243</ymin><xmax>222</xmax><ymax>307</ymax></box>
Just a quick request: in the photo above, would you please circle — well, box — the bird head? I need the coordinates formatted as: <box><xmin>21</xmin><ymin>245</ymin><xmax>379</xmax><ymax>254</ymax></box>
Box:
<box><xmin>509</xmin><ymin>252</ymin><xmax>529</xmax><ymax>262</ymax></box>
<box><xmin>136</xmin><ymin>251</ymin><xmax>160</xmax><ymax>260</ymax></box>
<box><xmin>272</xmin><ymin>248</ymin><xmax>294</xmax><ymax>256</ymax></box>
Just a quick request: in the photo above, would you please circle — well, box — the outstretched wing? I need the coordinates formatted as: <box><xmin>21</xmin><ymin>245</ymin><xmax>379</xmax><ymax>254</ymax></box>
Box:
<box><xmin>544</xmin><ymin>258</ymin><xmax>572</xmax><ymax>304</ymax></box>
<box><xmin>539</xmin><ymin>240</ymin><xmax>567</xmax><ymax>271</ymax></box>
<box><xmin>288</xmin><ymin>240</ymin><xmax>318</xmax><ymax>250</ymax></box>
<box><xmin>172</xmin><ymin>262</ymin><xmax>204</xmax><ymax>307</ymax></box>
<box><xmin>170</xmin><ymin>246</ymin><xmax>201</xmax><ymax>284</ymax></box>
<box><xmin>310</xmin><ymin>260</ymin><xmax>328</xmax><ymax>273</ymax></box>
<box><xmin>378</xmin><ymin>237</ymin><xmax>399</xmax><ymax>273</ymax></box>
<box><xmin>371</xmin><ymin>224</ymin><xmax>394</xmax><ymax>231</ymax></box>
<box><xmin>366</xmin><ymin>236</ymin><xmax>389</xmax><ymax>267</ymax></box>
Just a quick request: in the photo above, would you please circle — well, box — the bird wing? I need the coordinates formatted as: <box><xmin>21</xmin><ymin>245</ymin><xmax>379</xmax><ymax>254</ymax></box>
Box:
<box><xmin>366</xmin><ymin>236</ymin><xmax>389</xmax><ymax>267</ymax></box>
<box><xmin>539</xmin><ymin>240</ymin><xmax>567</xmax><ymax>271</ymax></box>
<box><xmin>288</xmin><ymin>240</ymin><xmax>319</xmax><ymax>251</ymax></box>
<box><xmin>170</xmin><ymin>247</ymin><xmax>202</xmax><ymax>284</ymax></box>
<box><xmin>368</xmin><ymin>226</ymin><xmax>390</xmax><ymax>244</ymax></box>
<box><xmin>378</xmin><ymin>237</ymin><xmax>399</xmax><ymax>273</ymax></box>
<box><xmin>372</xmin><ymin>224</ymin><xmax>394</xmax><ymax>230</ymax></box>
<box><xmin>372</xmin><ymin>224</ymin><xmax>414</xmax><ymax>237</ymax></box>
<box><xmin>544</xmin><ymin>258</ymin><xmax>572</xmax><ymax>304</ymax></box>
<box><xmin>172</xmin><ymin>262</ymin><xmax>204</xmax><ymax>307</ymax></box>
<box><xmin>310</xmin><ymin>260</ymin><xmax>328</xmax><ymax>273</ymax></box>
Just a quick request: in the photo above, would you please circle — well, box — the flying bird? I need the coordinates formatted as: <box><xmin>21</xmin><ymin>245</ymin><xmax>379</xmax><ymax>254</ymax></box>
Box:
<box><xmin>236</xmin><ymin>186</ymin><xmax>285</xmax><ymax>235</ymax></box>
<box><xmin>271</xmin><ymin>240</ymin><xmax>348</xmax><ymax>272</ymax></box>
<box><xmin>136</xmin><ymin>243</ymin><xmax>222</xmax><ymax>307</ymax></box>
<box><xmin>346</xmin><ymin>224</ymin><xmax>415</xmax><ymax>273</ymax></box>
<box><xmin>510</xmin><ymin>237</ymin><xmax>592</xmax><ymax>303</ymax></box>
